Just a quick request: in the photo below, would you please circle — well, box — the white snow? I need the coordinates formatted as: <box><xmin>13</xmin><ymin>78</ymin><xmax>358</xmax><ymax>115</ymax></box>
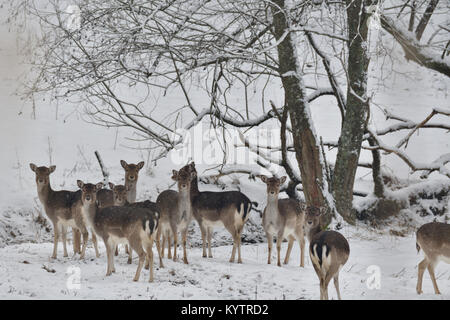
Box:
<box><xmin>0</xmin><ymin>3</ymin><xmax>449</xmax><ymax>300</ymax></box>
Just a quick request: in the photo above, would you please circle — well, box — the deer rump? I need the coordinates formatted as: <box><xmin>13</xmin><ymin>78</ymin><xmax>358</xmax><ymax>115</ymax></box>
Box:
<box><xmin>192</xmin><ymin>191</ymin><xmax>252</xmax><ymax>221</ymax></box>
<box><xmin>94</xmin><ymin>203</ymin><xmax>159</xmax><ymax>240</ymax></box>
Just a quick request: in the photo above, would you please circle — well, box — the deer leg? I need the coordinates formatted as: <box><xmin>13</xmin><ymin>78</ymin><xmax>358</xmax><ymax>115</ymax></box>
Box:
<box><xmin>51</xmin><ymin>222</ymin><xmax>60</xmax><ymax>259</ymax></box>
<box><xmin>284</xmin><ymin>235</ymin><xmax>294</xmax><ymax>265</ymax></box>
<box><xmin>182</xmin><ymin>228</ymin><xmax>189</xmax><ymax>265</ymax></box>
<box><xmin>105</xmin><ymin>238</ymin><xmax>115</xmax><ymax>276</ymax></box>
<box><xmin>266</xmin><ymin>232</ymin><xmax>273</xmax><ymax>264</ymax></box>
<box><xmin>130</xmin><ymin>240</ymin><xmax>145</xmax><ymax>282</ymax></box>
<box><xmin>237</xmin><ymin>227</ymin><xmax>243</xmax><ymax>264</ymax></box>
<box><xmin>199</xmin><ymin>223</ymin><xmax>207</xmax><ymax>258</ymax></box>
<box><xmin>334</xmin><ymin>273</ymin><xmax>342</xmax><ymax>300</ymax></box>
<box><xmin>73</xmin><ymin>228</ymin><xmax>81</xmax><ymax>254</ymax></box>
<box><xmin>276</xmin><ymin>235</ymin><xmax>283</xmax><ymax>267</ymax></box>
<box><xmin>299</xmin><ymin>236</ymin><xmax>305</xmax><ymax>268</ymax></box>
<box><xmin>155</xmin><ymin>232</ymin><xmax>164</xmax><ymax>268</ymax></box>
<box><xmin>160</xmin><ymin>229</ymin><xmax>165</xmax><ymax>258</ymax></box>
<box><xmin>61</xmin><ymin>225</ymin><xmax>68</xmax><ymax>257</ymax></box>
<box><xmin>146</xmin><ymin>238</ymin><xmax>155</xmax><ymax>282</ymax></box>
<box><xmin>207</xmin><ymin>227</ymin><xmax>213</xmax><ymax>258</ymax></box>
<box><xmin>91</xmin><ymin>230</ymin><xmax>100</xmax><ymax>258</ymax></box>
<box><xmin>229</xmin><ymin>232</ymin><xmax>237</xmax><ymax>263</ymax></box>
<box><xmin>79</xmin><ymin>229</ymin><xmax>89</xmax><ymax>260</ymax></box>
<box><xmin>172</xmin><ymin>226</ymin><xmax>178</xmax><ymax>262</ymax></box>
<box><xmin>167</xmin><ymin>231</ymin><xmax>172</xmax><ymax>259</ymax></box>
<box><xmin>417</xmin><ymin>258</ymin><xmax>429</xmax><ymax>294</ymax></box>
<box><xmin>427</xmin><ymin>260</ymin><xmax>441</xmax><ymax>295</ymax></box>
<box><xmin>127</xmin><ymin>246</ymin><xmax>133</xmax><ymax>264</ymax></box>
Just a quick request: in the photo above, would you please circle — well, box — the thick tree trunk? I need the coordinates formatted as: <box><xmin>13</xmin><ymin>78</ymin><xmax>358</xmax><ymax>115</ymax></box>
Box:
<box><xmin>332</xmin><ymin>0</ymin><xmax>373</xmax><ymax>224</ymax></box>
<box><xmin>271</xmin><ymin>0</ymin><xmax>332</xmax><ymax>226</ymax></box>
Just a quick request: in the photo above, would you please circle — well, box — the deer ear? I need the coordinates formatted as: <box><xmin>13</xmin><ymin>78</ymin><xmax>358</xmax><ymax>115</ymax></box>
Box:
<box><xmin>120</xmin><ymin>160</ymin><xmax>128</xmax><ymax>170</ymax></box>
<box><xmin>96</xmin><ymin>182</ymin><xmax>104</xmax><ymax>191</ymax></box>
<box><xmin>137</xmin><ymin>161</ymin><xmax>145</xmax><ymax>170</ymax></box>
<box><xmin>280</xmin><ymin>176</ymin><xmax>287</xmax><ymax>184</ymax></box>
<box><xmin>77</xmin><ymin>180</ymin><xmax>84</xmax><ymax>189</ymax></box>
<box><xmin>260</xmin><ymin>175</ymin><xmax>268</xmax><ymax>183</ymax></box>
<box><xmin>171</xmin><ymin>170</ymin><xmax>178</xmax><ymax>181</ymax></box>
<box><xmin>49</xmin><ymin>166</ymin><xmax>56</xmax><ymax>174</ymax></box>
<box><xmin>108</xmin><ymin>182</ymin><xmax>114</xmax><ymax>190</ymax></box>
<box><xmin>29</xmin><ymin>163</ymin><xmax>37</xmax><ymax>172</ymax></box>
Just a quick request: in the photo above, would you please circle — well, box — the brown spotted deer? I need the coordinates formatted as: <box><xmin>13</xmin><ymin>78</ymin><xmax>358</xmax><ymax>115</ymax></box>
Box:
<box><xmin>188</xmin><ymin>162</ymin><xmax>253</xmax><ymax>263</ymax></box>
<box><xmin>259</xmin><ymin>175</ymin><xmax>306</xmax><ymax>267</ymax></box>
<box><xmin>304</xmin><ymin>206</ymin><xmax>349</xmax><ymax>300</ymax></box>
<box><xmin>120</xmin><ymin>160</ymin><xmax>144</xmax><ymax>203</ymax></box>
<box><xmin>416</xmin><ymin>222</ymin><xmax>450</xmax><ymax>295</ymax></box>
<box><xmin>156</xmin><ymin>163</ymin><xmax>196</xmax><ymax>264</ymax></box>
<box><xmin>89</xmin><ymin>200</ymin><xmax>162</xmax><ymax>282</ymax></box>
<box><xmin>97</xmin><ymin>182</ymin><xmax>133</xmax><ymax>262</ymax></box>
<box><xmin>29</xmin><ymin>163</ymin><xmax>101</xmax><ymax>259</ymax></box>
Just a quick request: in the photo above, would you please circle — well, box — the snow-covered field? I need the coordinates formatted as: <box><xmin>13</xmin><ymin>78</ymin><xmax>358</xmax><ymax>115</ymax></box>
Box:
<box><xmin>0</xmin><ymin>6</ymin><xmax>449</xmax><ymax>300</ymax></box>
<box><xmin>0</xmin><ymin>227</ymin><xmax>449</xmax><ymax>300</ymax></box>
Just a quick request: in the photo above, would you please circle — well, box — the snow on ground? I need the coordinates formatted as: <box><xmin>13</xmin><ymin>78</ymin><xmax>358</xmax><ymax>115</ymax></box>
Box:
<box><xmin>0</xmin><ymin>227</ymin><xmax>449</xmax><ymax>300</ymax></box>
<box><xmin>0</xmin><ymin>6</ymin><xmax>449</xmax><ymax>300</ymax></box>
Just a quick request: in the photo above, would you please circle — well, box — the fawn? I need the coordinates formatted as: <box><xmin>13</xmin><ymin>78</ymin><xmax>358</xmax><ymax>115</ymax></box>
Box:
<box><xmin>259</xmin><ymin>175</ymin><xmax>306</xmax><ymax>267</ymax></box>
<box><xmin>304</xmin><ymin>206</ymin><xmax>349</xmax><ymax>300</ymax></box>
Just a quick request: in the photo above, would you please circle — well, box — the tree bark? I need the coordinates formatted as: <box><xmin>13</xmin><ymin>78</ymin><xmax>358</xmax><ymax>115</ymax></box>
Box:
<box><xmin>415</xmin><ymin>0</ymin><xmax>440</xmax><ymax>41</ymax></box>
<box><xmin>332</xmin><ymin>0</ymin><xmax>373</xmax><ymax>224</ymax></box>
<box><xmin>271</xmin><ymin>0</ymin><xmax>332</xmax><ymax>226</ymax></box>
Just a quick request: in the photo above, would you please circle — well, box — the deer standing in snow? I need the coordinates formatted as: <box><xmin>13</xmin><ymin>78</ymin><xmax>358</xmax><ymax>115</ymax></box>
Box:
<box><xmin>416</xmin><ymin>222</ymin><xmax>450</xmax><ymax>295</ymax></box>
<box><xmin>259</xmin><ymin>175</ymin><xmax>306</xmax><ymax>267</ymax></box>
<box><xmin>188</xmin><ymin>162</ymin><xmax>253</xmax><ymax>263</ymax></box>
<box><xmin>304</xmin><ymin>206</ymin><xmax>349</xmax><ymax>300</ymax></box>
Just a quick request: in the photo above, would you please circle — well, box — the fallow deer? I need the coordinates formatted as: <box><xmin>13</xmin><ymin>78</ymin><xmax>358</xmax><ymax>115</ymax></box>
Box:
<box><xmin>120</xmin><ymin>160</ymin><xmax>144</xmax><ymax>203</ymax></box>
<box><xmin>304</xmin><ymin>206</ymin><xmax>349</xmax><ymax>300</ymax></box>
<box><xmin>30</xmin><ymin>163</ymin><xmax>101</xmax><ymax>259</ymax></box>
<box><xmin>259</xmin><ymin>175</ymin><xmax>306</xmax><ymax>267</ymax></box>
<box><xmin>97</xmin><ymin>183</ymin><xmax>133</xmax><ymax>262</ymax></box>
<box><xmin>416</xmin><ymin>222</ymin><xmax>450</xmax><ymax>295</ymax></box>
<box><xmin>89</xmin><ymin>200</ymin><xmax>162</xmax><ymax>282</ymax></box>
<box><xmin>156</xmin><ymin>164</ymin><xmax>196</xmax><ymax>264</ymax></box>
<box><xmin>189</xmin><ymin>162</ymin><xmax>253</xmax><ymax>263</ymax></box>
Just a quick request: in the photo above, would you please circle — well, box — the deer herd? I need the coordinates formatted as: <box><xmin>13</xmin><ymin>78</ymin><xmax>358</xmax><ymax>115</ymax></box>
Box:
<box><xmin>29</xmin><ymin>161</ymin><xmax>449</xmax><ymax>299</ymax></box>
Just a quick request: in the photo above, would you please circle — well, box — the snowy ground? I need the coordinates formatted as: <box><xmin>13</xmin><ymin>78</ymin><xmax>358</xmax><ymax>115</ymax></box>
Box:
<box><xmin>0</xmin><ymin>6</ymin><xmax>449</xmax><ymax>300</ymax></box>
<box><xmin>0</xmin><ymin>226</ymin><xmax>449</xmax><ymax>300</ymax></box>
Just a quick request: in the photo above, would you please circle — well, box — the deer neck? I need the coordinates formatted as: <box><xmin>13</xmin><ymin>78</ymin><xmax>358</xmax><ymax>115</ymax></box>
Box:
<box><xmin>265</xmin><ymin>194</ymin><xmax>280</xmax><ymax>216</ymax></box>
<box><xmin>178</xmin><ymin>187</ymin><xmax>192</xmax><ymax>218</ymax></box>
<box><xmin>190</xmin><ymin>177</ymin><xmax>200</xmax><ymax>200</ymax></box>
<box><xmin>307</xmin><ymin>224</ymin><xmax>322</xmax><ymax>242</ymax></box>
<box><xmin>125</xmin><ymin>179</ymin><xmax>137</xmax><ymax>203</ymax></box>
<box><xmin>36</xmin><ymin>182</ymin><xmax>52</xmax><ymax>208</ymax></box>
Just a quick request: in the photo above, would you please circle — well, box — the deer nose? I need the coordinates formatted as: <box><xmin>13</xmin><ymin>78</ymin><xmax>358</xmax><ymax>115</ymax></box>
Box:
<box><xmin>270</xmin><ymin>191</ymin><xmax>275</xmax><ymax>195</ymax></box>
<box><xmin>308</xmin><ymin>221</ymin><xmax>312</xmax><ymax>225</ymax></box>
<box><xmin>38</xmin><ymin>179</ymin><xmax>44</xmax><ymax>183</ymax></box>
<box><xmin>129</xmin><ymin>176</ymin><xmax>135</xmax><ymax>180</ymax></box>
<box><xmin>182</xmin><ymin>184</ymin><xmax>187</xmax><ymax>188</ymax></box>
<box><xmin>86</xmin><ymin>196</ymin><xmax>91</xmax><ymax>201</ymax></box>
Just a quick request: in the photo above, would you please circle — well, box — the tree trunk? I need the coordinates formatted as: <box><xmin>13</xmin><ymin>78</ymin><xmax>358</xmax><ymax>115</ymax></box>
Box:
<box><xmin>415</xmin><ymin>0</ymin><xmax>440</xmax><ymax>41</ymax></box>
<box><xmin>332</xmin><ymin>0</ymin><xmax>373</xmax><ymax>224</ymax></box>
<box><xmin>368</xmin><ymin>136</ymin><xmax>385</xmax><ymax>198</ymax></box>
<box><xmin>271</xmin><ymin>0</ymin><xmax>332</xmax><ymax>226</ymax></box>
